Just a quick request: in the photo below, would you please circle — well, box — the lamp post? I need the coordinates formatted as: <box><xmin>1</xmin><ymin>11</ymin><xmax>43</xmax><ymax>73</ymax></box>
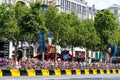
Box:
<box><xmin>13</xmin><ymin>39</ymin><xmax>18</xmax><ymax>62</ymax></box>
<box><xmin>71</xmin><ymin>45</ymin><xmax>74</xmax><ymax>62</ymax></box>
<box><xmin>28</xmin><ymin>40</ymin><xmax>34</xmax><ymax>61</ymax></box>
<box><xmin>40</xmin><ymin>1</ymin><xmax>47</xmax><ymax>62</ymax></box>
<box><xmin>22</xmin><ymin>41</ymin><xmax>28</xmax><ymax>60</ymax></box>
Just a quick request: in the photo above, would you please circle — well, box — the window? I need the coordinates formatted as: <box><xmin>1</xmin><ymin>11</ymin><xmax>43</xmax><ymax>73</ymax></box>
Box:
<box><xmin>2</xmin><ymin>0</ymin><xmax>11</xmax><ymax>4</ymax></box>
<box><xmin>2</xmin><ymin>0</ymin><xmax>6</xmax><ymax>4</ymax></box>
<box><xmin>71</xmin><ymin>3</ymin><xmax>76</xmax><ymax>11</ymax></box>
<box><xmin>83</xmin><ymin>6</ymin><xmax>86</xmax><ymax>12</ymax></box>
<box><xmin>65</xmin><ymin>1</ymin><xmax>68</xmax><ymax>8</ymax></box>
<box><xmin>8</xmin><ymin>0</ymin><xmax>11</xmax><ymax>3</ymax></box>
<box><xmin>114</xmin><ymin>9</ymin><xmax>118</xmax><ymax>15</ymax></box>
<box><xmin>0</xmin><ymin>42</ymin><xmax>9</xmax><ymax>57</ymax></box>
<box><xmin>71</xmin><ymin>2</ymin><xmax>74</xmax><ymax>10</ymax></box>
<box><xmin>61</xmin><ymin>0</ymin><xmax>65</xmax><ymax>7</ymax></box>
<box><xmin>77</xmin><ymin>5</ymin><xmax>81</xmax><ymax>13</ymax></box>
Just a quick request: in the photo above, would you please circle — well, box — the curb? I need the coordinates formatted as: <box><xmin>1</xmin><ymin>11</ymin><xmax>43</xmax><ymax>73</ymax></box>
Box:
<box><xmin>0</xmin><ymin>69</ymin><xmax>120</xmax><ymax>76</ymax></box>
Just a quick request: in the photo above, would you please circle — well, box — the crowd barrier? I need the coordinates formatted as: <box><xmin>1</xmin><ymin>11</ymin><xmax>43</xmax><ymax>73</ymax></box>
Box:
<box><xmin>0</xmin><ymin>69</ymin><xmax>120</xmax><ymax>76</ymax></box>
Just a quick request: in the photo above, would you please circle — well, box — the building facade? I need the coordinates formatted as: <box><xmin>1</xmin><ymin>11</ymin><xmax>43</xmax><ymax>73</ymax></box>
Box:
<box><xmin>0</xmin><ymin>0</ymin><xmax>97</xmax><ymax>20</ymax></box>
<box><xmin>51</xmin><ymin>0</ymin><xmax>97</xmax><ymax>20</ymax></box>
<box><xmin>0</xmin><ymin>0</ymin><xmax>36</xmax><ymax>6</ymax></box>
<box><xmin>108</xmin><ymin>4</ymin><xmax>120</xmax><ymax>22</ymax></box>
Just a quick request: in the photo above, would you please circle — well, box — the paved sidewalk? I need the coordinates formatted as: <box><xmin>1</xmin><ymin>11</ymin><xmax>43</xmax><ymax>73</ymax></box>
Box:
<box><xmin>0</xmin><ymin>74</ymin><xmax>120</xmax><ymax>80</ymax></box>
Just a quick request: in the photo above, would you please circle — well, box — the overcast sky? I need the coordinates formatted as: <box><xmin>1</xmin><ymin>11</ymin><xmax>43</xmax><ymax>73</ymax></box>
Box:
<box><xmin>86</xmin><ymin>0</ymin><xmax>120</xmax><ymax>10</ymax></box>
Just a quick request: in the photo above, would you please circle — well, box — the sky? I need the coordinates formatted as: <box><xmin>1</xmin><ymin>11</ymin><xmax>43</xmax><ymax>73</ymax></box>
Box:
<box><xmin>86</xmin><ymin>0</ymin><xmax>120</xmax><ymax>10</ymax></box>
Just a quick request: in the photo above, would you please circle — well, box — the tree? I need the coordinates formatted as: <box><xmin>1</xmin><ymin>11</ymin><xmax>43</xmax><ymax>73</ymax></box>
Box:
<box><xmin>15</xmin><ymin>2</ymin><xmax>30</xmax><ymax>27</ymax></box>
<box><xmin>20</xmin><ymin>2</ymin><xmax>47</xmax><ymax>41</ymax></box>
<box><xmin>65</xmin><ymin>13</ymin><xmax>82</xmax><ymax>47</ymax></box>
<box><xmin>94</xmin><ymin>10</ymin><xmax>120</xmax><ymax>50</ymax></box>
<box><xmin>45</xmin><ymin>6</ymin><xmax>70</xmax><ymax>46</ymax></box>
<box><xmin>0</xmin><ymin>4</ymin><xmax>20</xmax><ymax>40</ymax></box>
<box><xmin>81</xmin><ymin>19</ymin><xmax>101</xmax><ymax>50</ymax></box>
<box><xmin>45</xmin><ymin>5</ymin><xmax>58</xmax><ymax>43</ymax></box>
<box><xmin>0</xmin><ymin>4</ymin><xmax>21</xmax><ymax>62</ymax></box>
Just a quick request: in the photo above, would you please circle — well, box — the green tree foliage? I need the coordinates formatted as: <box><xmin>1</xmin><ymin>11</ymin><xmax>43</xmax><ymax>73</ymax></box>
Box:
<box><xmin>20</xmin><ymin>2</ymin><xmax>47</xmax><ymax>41</ymax></box>
<box><xmin>45</xmin><ymin>6</ymin><xmax>70</xmax><ymax>45</ymax></box>
<box><xmin>95</xmin><ymin>10</ymin><xmax>120</xmax><ymax>50</ymax></box>
<box><xmin>81</xmin><ymin>19</ymin><xmax>100</xmax><ymax>50</ymax></box>
<box><xmin>65</xmin><ymin>13</ymin><xmax>82</xmax><ymax>47</ymax></box>
<box><xmin>15</xmin><ymin>2</ymin><xmax>30</xmax><ymax>26</ymax></box>
<box><xmin>1</xmin><ymin>3</ymin><xmax>120</xmax><ymax>52</ymax></box>
<box><xmin>45</xmin><ymin>5</ymin><xmax>58</xmax><ymax>30</ymax></box>
<box><xmin>0</xmin><ymin>4</ymin><xmax>20</xmax><ymax>40</ymax></box>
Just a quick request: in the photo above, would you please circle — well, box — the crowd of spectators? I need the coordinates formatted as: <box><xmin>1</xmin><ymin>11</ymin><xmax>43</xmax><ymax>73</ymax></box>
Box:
<box><xmin>0</xmin><ymin>58</ymin><xmax>120</xmax><ymax>70</ymax></box>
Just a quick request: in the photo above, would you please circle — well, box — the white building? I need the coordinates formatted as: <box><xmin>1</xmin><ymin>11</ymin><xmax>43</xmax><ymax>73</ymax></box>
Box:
<box><xmin>0</xmin><ymin>0</ymin><xmax>97</xmax><ymax>20</ymax></box>
<box><xmin>52</xmin><ymin>0</ymin><xmax>97</xmax><ymax>20</ymax></box>
<box><xmin>108</xmin><ymin>4</ymin><xmax>120</xmax><ymax>22</ymax></box>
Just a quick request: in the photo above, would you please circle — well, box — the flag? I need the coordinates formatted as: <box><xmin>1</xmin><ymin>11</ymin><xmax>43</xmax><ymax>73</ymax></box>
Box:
<box><xmin>47</xmin><ymin>45</ymin><xmax>52</xmax><ymax>53</ymax></box>
<box><xmin>47</xmin><ymin>30</ymin><xmax>52</xmax><ymax>53</ymax></box>
<box><xmin>112</xmin><ymin>44</ymin><xmax>118</xmax><ymax>57</ymax></box>
<box><xmin>48</xmin><ymin>30</ymin><xmax>52</xmax><ymax>45</ymax></box>
<box><xmin>38</xmin><ymin>32</ymin><xmax>45</xmax><ymax>53</ymax></box>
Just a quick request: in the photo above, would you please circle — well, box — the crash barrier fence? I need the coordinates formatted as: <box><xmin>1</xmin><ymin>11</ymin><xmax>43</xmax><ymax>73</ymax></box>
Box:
<box><xmin>0</xmin><ymin>69</ymin><xmax>120</xmax><ymax>76</ymax></box>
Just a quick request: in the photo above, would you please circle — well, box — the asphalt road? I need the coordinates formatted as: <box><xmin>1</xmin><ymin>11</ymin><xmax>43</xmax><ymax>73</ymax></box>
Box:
<box><xmin>0</xmin><ymin>74</ymin><xmax>120</xmax><ymax>80</ymax></box>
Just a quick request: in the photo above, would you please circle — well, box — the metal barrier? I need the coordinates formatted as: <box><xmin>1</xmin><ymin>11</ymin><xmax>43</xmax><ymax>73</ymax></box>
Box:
<box><xmin>0</xmin><ymin>69</ymin><xmax>120</xmax><ymax>76</ymax></box>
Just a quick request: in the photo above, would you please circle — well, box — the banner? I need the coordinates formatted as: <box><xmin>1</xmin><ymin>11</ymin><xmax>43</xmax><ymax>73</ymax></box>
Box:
<box><xmin>112</xmin><ymin>44</ymin><xmax>118</xmax><ymax>57</ymax></box>
<box><xmin>38</xmin><ymin>32</ymin><xmax>45</xmax><ymax>53</ymax></box>
<box><xmin>47</xmin><ymin>30</ymin><xmax>52</xmax><ymax>53</ymax></box>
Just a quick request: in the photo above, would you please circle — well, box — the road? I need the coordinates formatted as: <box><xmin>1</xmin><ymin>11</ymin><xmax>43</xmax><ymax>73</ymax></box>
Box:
<box><xmin>0</xmin><ymin>74</ymin><xmax>120</xmax><ymax>80</ymax></box>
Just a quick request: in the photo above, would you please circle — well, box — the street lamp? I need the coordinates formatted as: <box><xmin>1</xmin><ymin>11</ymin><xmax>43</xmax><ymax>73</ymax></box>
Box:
<box><xmin>28</xmin><ymin>40</ymin><xmax>34</xmax><ymax>61</ymax></box>
<box><xmin>71</xmin><ymin>45</ymin><xmax>74</xmax><ymax>61</ymax></box>
<box><xmin>13</xmin><ymin>39</ymin><xmax>18</xmax><ymax>62</ymax></box>
<box><xmin>39</xmin><ymin>1</ymin><xmax>48</xmax><ymax>62</ymax></box>
<box><xmin>22</xmin><ymin>41</ymin><xmax>28</xmax><ymax>60</ymax></box>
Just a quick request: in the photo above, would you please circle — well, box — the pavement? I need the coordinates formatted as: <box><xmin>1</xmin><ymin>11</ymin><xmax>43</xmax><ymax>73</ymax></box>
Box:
<box><xmin>0</xmin><ymin>74</ymin><xmax>120</xmax><ymax>80</ymax></box>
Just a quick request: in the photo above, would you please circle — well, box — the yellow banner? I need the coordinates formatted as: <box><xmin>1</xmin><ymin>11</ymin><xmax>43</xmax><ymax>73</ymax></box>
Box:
<box><xmin>85</xmin><ymin>69</ymin><xmax>89</xmax><ymax>74</ymax></box>
<box><xmin>41</xmin><ymin>70</ymin><xmax>49</xmax><ymax>76</ymax></box>
<box><xmin>10</xmin><ymin>69</ymin><xmax>20</xmax><ymax>76</ymax></box>
<box><xmin>75</xmin><ymin>69</ymin><xmax>81</xmax><ymax>75</ymax></box>
<box><xmin>100</xmin><ymin>69</ymin><xmax>104</xmax><ymax>74</ymax></box>
<box><xmin>93</xmin><ymin>69</ymin><xmax>97</xmax><ymax>74</ymax></box>
<box><xmin>54</xmin><ymin>69</ymin><xmax>61</xmax><ymax>76</ymax></box>
<box><xmin>65</xmin><ymin>69</ymin><xmax>72</xmax><ymax>75</ymax></box>
<box><xmin>27</xmin><ymin>70</ymin><xmax>36</xmax><ymax>76</ymax></box>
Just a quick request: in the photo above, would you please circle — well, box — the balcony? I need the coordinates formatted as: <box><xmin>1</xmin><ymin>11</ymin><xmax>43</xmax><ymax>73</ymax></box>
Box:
<box><xmin>16</xmin><ymin>0</ymin><xmax>36</xmax><ymax>3</ymax></box>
